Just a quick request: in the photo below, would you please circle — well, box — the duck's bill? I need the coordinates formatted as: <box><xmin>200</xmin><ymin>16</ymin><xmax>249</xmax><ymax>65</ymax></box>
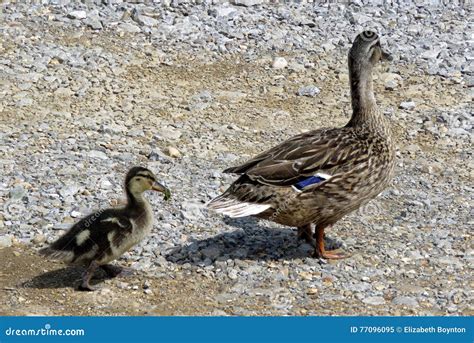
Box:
<box><xmin>152</xmin><ymin>182</ymin><xmax>171</xmax><ymax>200</ymax></box>
<box><xmin>381</xmin><ymin>49</ymin><xmax>393</xmax><ymax>61</ymax></box>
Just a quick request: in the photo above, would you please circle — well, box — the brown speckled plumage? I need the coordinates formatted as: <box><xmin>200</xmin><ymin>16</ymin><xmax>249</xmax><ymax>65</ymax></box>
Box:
<box><xmin>208</xmin><ymin>31</ymin><xmax>395</xmax><ymax>259</ymax></box>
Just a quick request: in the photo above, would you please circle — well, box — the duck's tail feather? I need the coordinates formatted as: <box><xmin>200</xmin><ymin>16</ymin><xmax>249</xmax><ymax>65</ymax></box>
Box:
<box><xmin>207</xmin><ymin>195</ymin><xmax>271</xmax><ymax>218</ymax></box>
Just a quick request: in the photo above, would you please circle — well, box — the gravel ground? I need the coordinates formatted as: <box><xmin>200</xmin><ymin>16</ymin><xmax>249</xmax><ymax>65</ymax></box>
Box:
<box><xmin>0</xmin><ymin>1</ymin><xmax>472</xmax><ymax>316</ymax></box>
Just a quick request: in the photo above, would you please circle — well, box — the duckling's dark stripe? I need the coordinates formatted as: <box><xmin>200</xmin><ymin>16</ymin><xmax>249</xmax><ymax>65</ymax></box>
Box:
<box><xmin>136</xmin><ymin>173</ymin><xmax>155</xmax><ymax>181</ymax></box>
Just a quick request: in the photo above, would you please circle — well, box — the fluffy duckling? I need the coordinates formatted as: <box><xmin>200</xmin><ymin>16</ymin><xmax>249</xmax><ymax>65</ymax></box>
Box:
<box><xmin>40</xmin><ymin>166</ymin><xmax>171</xmax><ymax>291</ymax></box>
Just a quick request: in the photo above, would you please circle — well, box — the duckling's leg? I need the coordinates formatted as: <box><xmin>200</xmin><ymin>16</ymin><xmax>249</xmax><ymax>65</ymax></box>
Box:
<box><xmin>313</xmin><ymin>225</ymin><xmax>347</xmax><ymax>259</ymax></box>
<box><xmin>79</xmin><ymin>260</ymin><xmax>99</xmax><ymax>291</ymax></box>
<box><xmin>297</xmin><ymin>224</ymin><xmax>314</xmax><ymax>243</ymax></box>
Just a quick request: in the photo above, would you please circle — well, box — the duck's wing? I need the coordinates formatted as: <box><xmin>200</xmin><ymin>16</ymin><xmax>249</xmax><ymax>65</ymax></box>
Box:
<box><xmin>209</xmin><ymin>128</ymin><xmax>368</xmax><ymax>217</ymax></box>
<box><xmin>224</xmin><ymin>127</ymin><xmax>366</xmax><ymax>186</ymax></box>
<box><xmin>39</xmin><ymin>209</ymin><xmax>133</xmax><ymax>263</ymax></box>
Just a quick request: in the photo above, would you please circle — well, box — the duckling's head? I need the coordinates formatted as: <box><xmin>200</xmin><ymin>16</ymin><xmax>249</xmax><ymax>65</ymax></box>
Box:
<box><xmin>349</xmin><ymin>31</ymin><xmax>392</xmax><ymax>68</ymax></box>
<box><xmin>125</xmin><ymin>166</ymin><xmax>171</xmax><ymax>200</ymax></box>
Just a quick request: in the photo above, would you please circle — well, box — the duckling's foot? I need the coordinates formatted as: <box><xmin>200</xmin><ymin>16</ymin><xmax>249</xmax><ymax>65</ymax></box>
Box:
<box><xmin>78</xmin><ymin>283</ymin><xmax>98</xmax><ymax>292</ymax></box>
<box><xmin>313</xmin><ymin>225</ymin><xmax>349</xmax><ymax>260</ymax></box>
<box><xmin>297</xmin><ymin>224</ymin><xmax>314</xmax><ymax>244</ymax></box>
<box><xmin>101</xmin><ymin>264</ymin><xmax>123</xmax><ymax>278</ymax></box>
<box><xmin>79</xmin><ymin>261</ymin><xmax>100</xmax><ymax>291</ymax></box>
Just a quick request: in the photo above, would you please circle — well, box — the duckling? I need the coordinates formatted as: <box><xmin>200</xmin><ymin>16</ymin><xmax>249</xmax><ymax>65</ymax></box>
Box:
<box><xmin>208</xmin><ymin>31</ymin><xmax>395</xmax><ymax>259</ymax></box>
<box><xmin>40</xmin><ymin>166</ymin><xmax>171</xmax><ymax>291</ymax></box>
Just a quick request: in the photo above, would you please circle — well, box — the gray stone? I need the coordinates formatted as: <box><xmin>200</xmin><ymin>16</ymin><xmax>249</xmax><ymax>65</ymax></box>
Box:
<box><xmin>0</xmin><ymin>235</ymin><xmax>13</xmax><ymax>248</ymax></box>
<box><xmin>9</xmin><ymin>185</ymin><xmax>26</xmax><ymax>201</ymax></box>
<box><xmin>231</xmin><ymin>0</ymin><xmax>263</xmax><ymax>6</ymax></box>
<box><xmin>362</xmin><ymin>296</ymin><xmax>386</xmax><ymax>305</ymax></box>
<box><xmin>84</xmin><ymin>16</ymin><xmax>103</xmax><ymax>30</ymax></box>
<box><xmin>399</xmin><ymin>101</ymin><xmax>416</xmax><ymax>110</ymax></box>
<box><xmin>392</xmin><ymin>296</ymin><xmax>419</xmax><ymax>307</ymax></box>
<box><xmin>118</xmin><ymin>23</ymin><xmax>141</xmax><ymax>33</ymax></box>
<box><xmin>297</xmin><ymin>85</ymin><xmax>320</xmax><ymax>97</ymax></box>
<box><xmin>272</xmin><ymin>57</ymin><xmax>288</xmax><ymax>69</ymax></box>
<box><xmin>67</xmin><ymin>10</ymin><xmax>87</xmax><ymax>20</ymax></box>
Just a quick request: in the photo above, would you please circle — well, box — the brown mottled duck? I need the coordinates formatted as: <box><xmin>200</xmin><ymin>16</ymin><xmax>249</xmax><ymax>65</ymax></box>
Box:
<box><xmin>208</xmin><ymin>31</ymin><xmax>395</xmax><ymax>259</ymax></box>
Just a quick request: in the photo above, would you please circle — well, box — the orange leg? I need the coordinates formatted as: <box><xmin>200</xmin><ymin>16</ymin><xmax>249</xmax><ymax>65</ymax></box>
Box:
<box><xmin>312</xmin><ymin>225</ymin><xmax>348</xmax><ymax>259</ymax></box>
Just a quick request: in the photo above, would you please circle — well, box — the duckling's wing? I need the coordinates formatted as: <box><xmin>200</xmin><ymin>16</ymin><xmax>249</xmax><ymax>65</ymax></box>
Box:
<box><xmin>39</xmin><ymin>210</ymin><xmax>133</xmax><ymax>263</ymax></box>
<box><xmin>224</xmin><ymin>127</ymin><xmax>365</xmax><ymax>186</ymax></box>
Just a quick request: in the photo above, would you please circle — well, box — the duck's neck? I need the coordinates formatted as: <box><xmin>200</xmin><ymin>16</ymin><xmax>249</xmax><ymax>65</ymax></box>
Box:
<box><xmin>125</xmin><ymin>188</ymin><xmax>148</xmax><ymax>213</ymax></box>
<box><xmin>347</xmin><ymin>61</ymin><xmax>378</xmax><ymax>127</ymax></box>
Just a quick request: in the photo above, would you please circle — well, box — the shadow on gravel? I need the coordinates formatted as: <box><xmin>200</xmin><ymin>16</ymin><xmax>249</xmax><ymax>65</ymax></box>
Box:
<box><xmin>22</xmin><ymin>267</ymin><xmax>109</xmax><ymax>290</ymax></box>
<box><xmin>165</xmin><ymin>217</ymin><xmax>341</xmax><ymax>265</ymax></box>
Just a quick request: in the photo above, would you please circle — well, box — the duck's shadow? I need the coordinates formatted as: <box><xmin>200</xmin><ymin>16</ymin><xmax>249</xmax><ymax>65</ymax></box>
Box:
<box><xmin>23</xmin><ymin>266</ymin><xmax>110</xmax><ymax>290</ymax></box>
<box><xmin>165</xmin><ymin>217</ymin><xmax>341</xmax><ymax>264</ymax></box>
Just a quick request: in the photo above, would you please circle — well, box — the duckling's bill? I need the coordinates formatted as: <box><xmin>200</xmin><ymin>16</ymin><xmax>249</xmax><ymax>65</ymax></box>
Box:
<box><xmin>152</xmin><ymin>181</ymin><xmax>171</xmax><ymax>200</ymax></box>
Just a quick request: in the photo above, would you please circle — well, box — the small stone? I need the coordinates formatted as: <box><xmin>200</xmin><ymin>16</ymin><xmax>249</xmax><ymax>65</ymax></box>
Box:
<box><xmin>297</xmin><ymin>85</ymin><xmax>320</xmax><ymax>97</ymax></box>
<box><xmin>231</xmin><ymin>0</ymin><xmax>263</xmax><ymax>6</ymax></box>
<box><xmin>166</xmin><ymin>146</ymin><xmax>181</xmax><ymax>158</ymax></box>
<box><xmin>399</xmin><ymin>101</ymin><xmax>416</xmax><ymax>110</ymax></box>
<box><xmin>272</xmin><ymin>57</ymin><xmax>288</xmax><ymax>69</ymax></box>
<box><xmin>67</xmin><ymin>10</ymin><xmax>87</xmax><ymax>20</ymax></box>
<box><xmin>84</xmin><ymin>17</ymin><xmax>103</xmax><ymax>30</ymax></box>
<box><xmin>228</xmin><ymin>269</ymin><xmax>238</xmax><ymax>280</ymax></box>
<box><xmin>307</xmin><ymin>288</ymin><xmax>318</xmax><ymax>295</ymax></box>
<box><xmin>32</xmin><ymin>234</ymin><xmax>46</xmax><ymax>245</ymax></box>
<box><xmin>392</xmin><ymin>296</ymin><xmax>419</xmax><ymax>307</ymax></box>
<box><xmin>88</xmin><ymin>150</ymin><xmax>108</xmax><ymax>159</ymax></box>
<box><xmin>132</xmin><ymin>13</ymin><xmax>159</xmax><ymax>27</ymax></box>
<box><xmin>144</xmin><ymin>289</ymin><xmax>153</xmax><ymax>295</ymax></box>
<box><xmin>118</xmin><ymin>23</ymin><xmax>141</xmax><ymax>34</ymax></box>
<box><xmin>0</xmin><ymin>235</ymin><xmax>13</xmax><ymax>249</ymax></box>
<box><xmin>16</xmin><ymin>98</ymin><xmax>33</xmax><ymax>107</ymax></box>
<box><xmin>421</xmin><ymin>49</ymin><xmax>440</xmax><ymax>60</ymax></box>
<box><xmin>9</xmin><ymin>185</ymin><xmax>26</xmax><ymax>201</ymax></box>
<box><xmin>70</xmin><ymin>211</ymin><xmax>82</xmax><ymax>218</ymax></box>
<box><xmin>362</xmin><ymin>296</ymin><xmax>386</xmax><ymax>305</ymax></box>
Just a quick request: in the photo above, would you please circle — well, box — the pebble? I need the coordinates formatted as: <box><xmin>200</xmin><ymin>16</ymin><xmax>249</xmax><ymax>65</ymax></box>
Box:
<box><xmin>0</xmin><ymin>235</ymin><xmax>13</xmax><ymax>249</ymax></box>
<box><xmin>362</xmin><ymin>296</ymin><xmax>386</xmax><ymax>306</ymax></box>
<box><xmin>399</xmin><ymin>101</ymin><xmax>416</xmax><ymax>110</ymax></box>
<box><xmin>392</xmin><ymin>296</ymin><xmax>419</xmax><ymax>307</ymax></box>
<box><xmin>167</xmin><ymin>147</ymin><xmax>181</xmax><ymax>158</ymax></box>
<box><xmin>272</xmin><ymin>57</ymin><xmax>288</xmax><ymax>69</ymax></box>
<box><xmin>297</xmin><ymin>85</ymin><xmax>320</xmax><ymax>97</ymax></box>
<box><xmin>67</xmin><ymin>10</ymin><xmax>87</xmax><ymax>20</ymax></box>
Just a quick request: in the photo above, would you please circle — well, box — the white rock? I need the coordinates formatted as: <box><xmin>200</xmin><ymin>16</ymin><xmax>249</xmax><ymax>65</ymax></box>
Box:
<box><xmin>88</xmin><ymin>150</ymin><xmax>108</xmax><ymax>160</ymax></box>
<box><xmin>118</xmin><ymin>23</ymin><xmax>141</xmax><ymax>33</ymax></box>
<box><xmin>68</xmin><ymin>10</ymin><xmax>87</xmax><ymax>20</ymax></box>
<box><xmin>167</xmin><ymin>146</ymin><xmax>181</xmax><ymax>158</ymax></box>
<box><xmin>399</xmin><ymin>101</ymin><xmax>416</xmax><ymax>110</ymax></box>
<box><xmin>231</xmin><ymin>0</ymin><xmax>263</xmax><ymax>6</ymax></box>
<box><xmin>272</xmin><ymin>57</ymin><xmax>288</xmax><ymax>69</ymax></box>
<box><xmin>362</xmin><ymin>296</ymin><xmax>386</xmax><ymax>305</ymax></box>
<box><xmin>0</xmin><ymin>235</ymin><xmax>13</xmax><ymax>249</ymax></box>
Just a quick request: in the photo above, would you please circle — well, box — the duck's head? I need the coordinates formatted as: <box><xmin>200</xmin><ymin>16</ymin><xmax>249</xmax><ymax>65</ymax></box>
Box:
<box><xmin>349</xmin><ymin>31</ymin><xmax>392</xmax><ymax>68</ymax></box>
<box><xmin>125</xmin><ymin>166</ymin><xmax>171</xmax><ymax>200</ymax></box>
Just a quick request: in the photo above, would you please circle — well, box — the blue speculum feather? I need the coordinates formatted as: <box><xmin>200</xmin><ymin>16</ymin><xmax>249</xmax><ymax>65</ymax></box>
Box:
<box><xmin>293</xmin><ymin>175</ymin><xmax>327</xmax><ymax>191</ymax></box>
